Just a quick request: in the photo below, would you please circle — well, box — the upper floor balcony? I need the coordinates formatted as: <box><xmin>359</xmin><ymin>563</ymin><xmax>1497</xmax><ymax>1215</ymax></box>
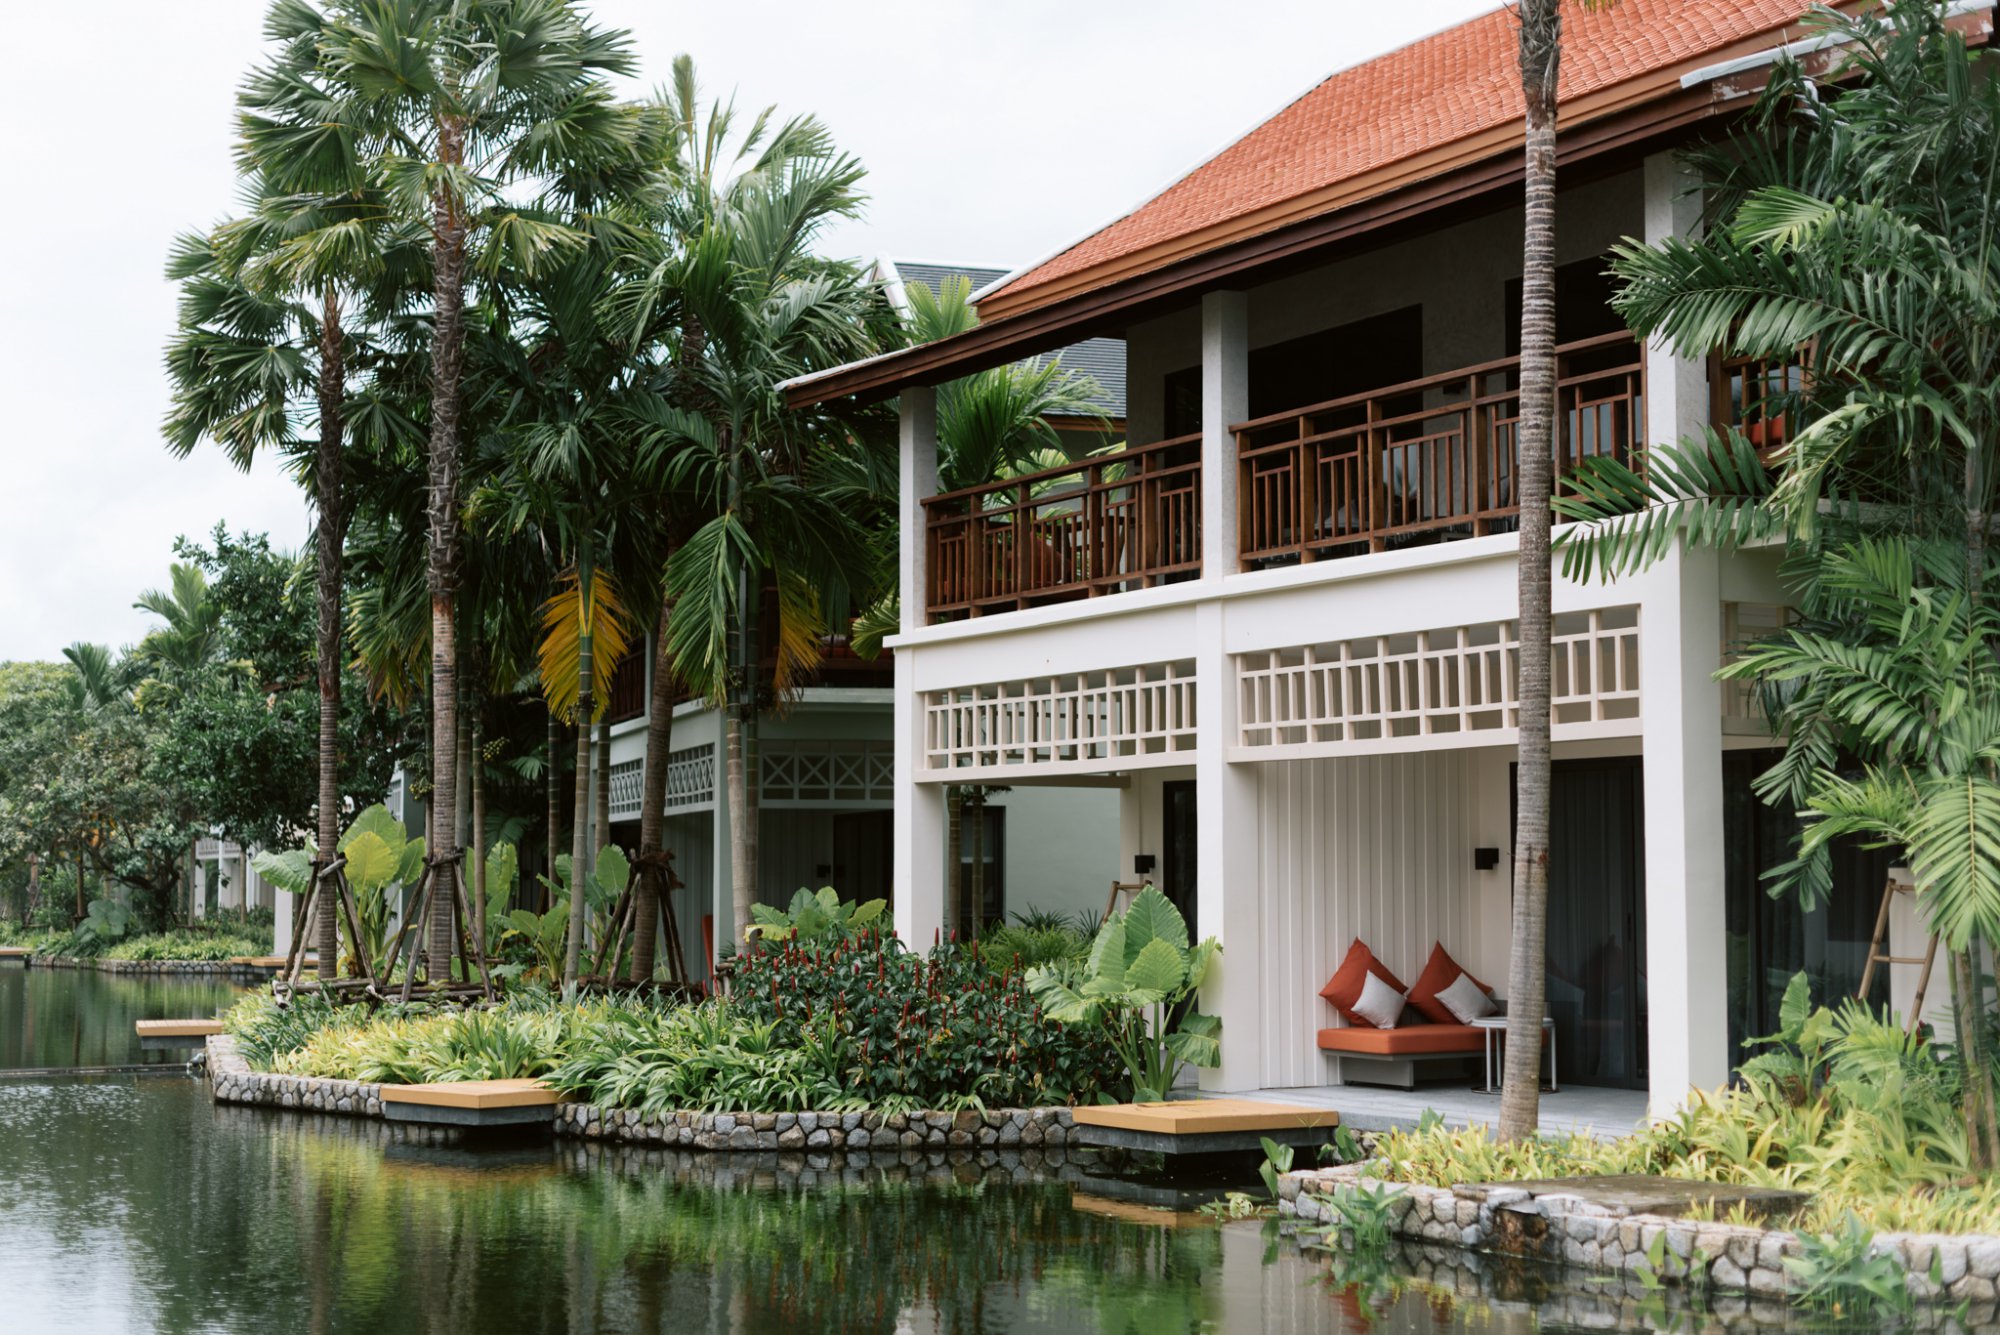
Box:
<box><xmin>915</xmin><ymin>334</ymin><xmax>1804</xmax><ymax>625</ymax></box>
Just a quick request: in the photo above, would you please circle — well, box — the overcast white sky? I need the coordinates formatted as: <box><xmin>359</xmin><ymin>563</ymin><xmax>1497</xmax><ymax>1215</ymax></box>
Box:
<box><xmin>0</xmin><ymin>0</ymin><xmax>1498</xmax><ymax>663</ymax></box>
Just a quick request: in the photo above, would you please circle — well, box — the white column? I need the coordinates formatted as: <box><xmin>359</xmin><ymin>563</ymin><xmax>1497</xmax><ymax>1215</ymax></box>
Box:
<box><xmin>1200</xmin><ymin>291</ymin><xmax>1248</xmax><ymax>579</ymax></box>
<box><xmin>894</xmin><ymin>387</ymin><xmax>948</xmax><ymax>951</ymax></box>
<box><xmin>1193</xmin><ymin>296</ymin><xmax>1260</xmax><ymax>1090</ymax></box>
<box><xmin>273</xmin><ymin>853</ymin><xmax>294</xmax><ymax>958</ymax></box>
<box><xmin>1195</xmin><ymin>600</ymin><xmax>1261</xmax><ymax>1091</ymax></box>
<box><xmin>1639</xmin><ymin>147</ymin><xmax>1728</xmax><ymax>1113</ymax></box>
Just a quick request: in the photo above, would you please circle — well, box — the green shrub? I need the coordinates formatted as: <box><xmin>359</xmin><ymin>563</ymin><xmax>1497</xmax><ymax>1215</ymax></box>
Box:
<box><xmin>976</xmin><ymin>919</ymin><xmax>1094</xmax><ymax>975</ymax></box>
<box><xmin>105</xmin><ymin>930</ymin><xmax>268</xmax><ymax>962</ymax></box>
<box><xmin>1026</xmin><ymin>887</ymin><xmax>1221</xmax><ymax>1102</ymax></box>
<box><xmin>730</xmin><ymin>931</ymin><xmax>1122</xmax><ymax>1109</ymax></box>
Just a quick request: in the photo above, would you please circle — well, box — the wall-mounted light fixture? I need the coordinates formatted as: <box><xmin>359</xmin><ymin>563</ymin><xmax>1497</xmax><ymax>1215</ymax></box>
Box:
<box><xmin>1473</xmin><ymin>847</ymin><xmax>1500</xmax><ymax>871</ymax></box>
<box><xmin>1133</xmin><ymin>853</ymin><xmax>1157</xmax><ymax>876</ymax></box>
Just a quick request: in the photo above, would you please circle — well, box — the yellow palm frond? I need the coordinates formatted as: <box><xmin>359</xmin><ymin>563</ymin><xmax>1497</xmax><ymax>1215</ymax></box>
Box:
<box><xmin>769</xmin><ymin>568</ymin><xmax>826</xmax><ymax>704</ymax></box>
<box><xmin>537</xmin><ymin>567</ymin><xmax>634</xmax><ymax>723</ymax></box>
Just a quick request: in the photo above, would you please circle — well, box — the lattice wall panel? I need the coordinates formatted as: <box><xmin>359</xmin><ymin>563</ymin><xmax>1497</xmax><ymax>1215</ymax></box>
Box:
<box><xmin>608</xmin><ymin>759</ymin><xmax>644</xmax><ymax>822</ymax></box>
<box><xmin>760</xmin><ymin>743</ymin><xmax>893</xmax><ymax>805</ymax></box>
<box><xmin>923</xmin><ymin>660</ymin><xmax>1198</xmax><ymax>780</ymax></box>
<box><xmin>1236</xmin><ymin>607</ymin><xmax>1640</xmax><ymax>756</ymax></box>
<box><xmin>666</xmin><ymin>745</ymin><xmax>715</xmax><ymax>810</ymax></box>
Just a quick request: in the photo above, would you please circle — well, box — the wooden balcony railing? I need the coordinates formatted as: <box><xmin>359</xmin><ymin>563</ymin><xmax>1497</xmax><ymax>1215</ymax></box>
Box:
<box><xmin>1713</xmin><ymin>348</ymin><xmax>1808</xmax><ymax>457</ymax></box>
<box><xmin>1235</xmin><ymin>332</ymin><xmax>1644</xmax><ymax>567</ymax></box>
<box><xmin>922</xmin><ymin>434</ymin><xmax>1202</xmax><ymax>621</ymax></box>
<box><xmin>605</xmin><ymin>647</ymin><xmax>648</xmax><ymax>724</ymax></box>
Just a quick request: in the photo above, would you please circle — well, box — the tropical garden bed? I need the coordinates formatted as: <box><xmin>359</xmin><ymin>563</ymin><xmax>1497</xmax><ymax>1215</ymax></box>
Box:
<box><xmin>1274</xmin><ymin>976</ymin><xmax>2000</xmax><ymax>1319</ymax></box>
<box><xmin>216</xmin><ymin>886</ymin><xmax>1222</xmax><ymax>1128</ymax></box>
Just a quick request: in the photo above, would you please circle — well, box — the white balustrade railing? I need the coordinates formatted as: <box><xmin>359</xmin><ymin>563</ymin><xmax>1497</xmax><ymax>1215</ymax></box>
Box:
<box><xmin>1235</xmin><ymin>607</ymin><xmax>1641</xmax><ymax>756</ymax></box>
<box><xmin>923</xmin><ymin>660</ymin><xmax>1198</xmax><ymax>780</ymax></box>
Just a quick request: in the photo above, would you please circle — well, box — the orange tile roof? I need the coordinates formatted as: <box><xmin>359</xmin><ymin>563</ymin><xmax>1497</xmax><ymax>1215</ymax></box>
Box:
<box><xmin>980</xmin><ymin>0</ymin><xmax>1821</xmax><ymax>316</ymax></box>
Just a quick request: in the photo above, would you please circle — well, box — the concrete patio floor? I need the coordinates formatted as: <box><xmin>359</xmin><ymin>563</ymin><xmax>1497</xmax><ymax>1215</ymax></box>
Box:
<box><xmin>1209</xmin><ymin>1083</ymin><xmax>1650</xmax><ymax>1139</ymax></box>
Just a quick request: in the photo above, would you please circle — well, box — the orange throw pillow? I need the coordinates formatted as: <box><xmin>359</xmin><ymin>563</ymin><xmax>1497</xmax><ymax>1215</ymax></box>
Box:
<box><xmin>1407</xmin><ymin>942</ymin><xmax>1493</xmax><ymax>1025</ymax></box>
<box><xmin>1319</xmin><ymin>940</ymin><xmax>1407</xmax><ymax>1027</ymax></box>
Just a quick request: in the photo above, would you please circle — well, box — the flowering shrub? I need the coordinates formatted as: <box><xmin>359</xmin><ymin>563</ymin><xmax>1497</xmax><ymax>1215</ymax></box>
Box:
<box><xmin>730</xmin><ymin>931</ymin><xmax>1121</xmax><ymax>1109</ymax></box>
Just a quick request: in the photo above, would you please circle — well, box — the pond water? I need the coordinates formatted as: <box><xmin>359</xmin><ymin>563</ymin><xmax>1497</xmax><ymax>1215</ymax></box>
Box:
<box><xmin>0</xmin><ymin>973</ymin><xmax>1862</xmax><ymax>1334</ymax></box>
<box><xmin>0</xmin><ymin>961</ymin><xmax>243</xmax><ymax>1070</ymax></box>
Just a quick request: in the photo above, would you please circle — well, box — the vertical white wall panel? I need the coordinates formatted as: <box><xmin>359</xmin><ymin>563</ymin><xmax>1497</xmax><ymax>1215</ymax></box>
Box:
<box><xmin>1252</xmin><ymin>752</ymin><xmax>1480</xmax><ymax>1088</ymax></box>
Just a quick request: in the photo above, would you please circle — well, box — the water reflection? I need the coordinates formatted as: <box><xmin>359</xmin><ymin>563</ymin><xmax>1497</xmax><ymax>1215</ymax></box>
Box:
<box><xmin>0</xmin><ymin>963</ymin><xmax>243</xmax><ymax>1069</ymax></box>
<box><xmin>0</xmin><ymin>1060</ymin><xmax>1868</xmax><ymax>1333</ymax></box>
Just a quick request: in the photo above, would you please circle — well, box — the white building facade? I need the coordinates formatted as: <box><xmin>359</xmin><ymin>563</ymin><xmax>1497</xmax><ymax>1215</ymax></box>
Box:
<box><xmin>785</xmin><ymin>2</ymin><xmax>1941</xmax><ymax>1116</ymax></box>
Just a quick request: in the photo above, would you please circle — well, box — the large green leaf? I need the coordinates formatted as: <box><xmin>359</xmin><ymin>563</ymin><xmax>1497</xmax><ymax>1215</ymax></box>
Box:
<box><xmin>1085</xmin><ymin>916</ymin><xmax>1127</xmax><ymax>991</ymax></box>
<box><xmin>1124</xmin><ymin>937</ymin><xmax>1187</xmax><ymax>995</ymax></box>
<box><xmin>1166</xmin><ymin>1010</ymin><xmax>1223</xmax><ymax>1069</ymax></box>
<box><xmin>343</xmin><ymin>831</ymin><xmax>399</xmax><ymax>895</ymax></box>
<box><xmin>339</xmin><ymin>803</ymin><xmax>405</xmax><ymax>855</ymax></box>
<box><xmin>252</xmin><ymin>848</ymin><xmax>314</xmax><ymax>898</ymax></box>
<box><xmin>394</xmin><ymin>834</ymin><xmax>427</xmax><ymax>888</ymax></box>
<box><xmin>1025</xmin><ymin>966</ymin><xmax>1095</xmax><ymax>1024</ymax></box>
<box><xmin>1184</xmin><ymin>938</ymin><xmax>1221</xmax><ymax>992</ymax></box>
<box><xmin>593</xmin><ymin>844</ymin><xmax>631</xmax><ymax>899</ymax></box>
<box><xmin>1121</xmin><ymin>885</ymin><xmax>1188</xmax><ymax>964</ymax></box>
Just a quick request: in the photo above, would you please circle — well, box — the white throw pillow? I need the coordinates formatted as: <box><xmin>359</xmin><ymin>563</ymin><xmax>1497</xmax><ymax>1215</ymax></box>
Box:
<box><xmin>1438</xmin><ymin>971</ymin><xmax>1496</xmax><ymax>1023</ymax></box>
<box><xmin>1352</xmin><ymin>970</ymin><xmax>1407</xmax><ymax>1029</ymax></box>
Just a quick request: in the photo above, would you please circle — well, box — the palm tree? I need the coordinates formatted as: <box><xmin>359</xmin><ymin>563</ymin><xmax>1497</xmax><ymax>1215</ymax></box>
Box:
<box><xmin>131</xmin><ymin>563</ymin><xmax>225</xmax><ymax>686</ymax></box>
<box><xmin>171</xmin><ymin>2</ymin><xmax>426</xmax><ymax>983</ymax></box>
<box><xmin>1496</xmin><ymin>0</ymin><xmax>1565</xmax><ymax>1145</ymax></box>
<box><xmin>1554</xmin><ymin>0</ymin><xmax>2000</xmax><ymax>1166</ymax></box>
<box><xmin>60</xmin><ymin>643</ymin><xmax>130</xmax><ymax>713</ymax></box>
<box><xmin>309</xmin><ymin>0</ymin><xmax>646</xmax><ymax>974</ymax></box>
<box><xmin>848</xmin><ymin>275</ymin><xmax>1111</xmax><ymax>659</ymax></box>
<box><xmin>614</xmin><ymin>64</ymin><xmax>889</xmax><ymax>957</ymax></box>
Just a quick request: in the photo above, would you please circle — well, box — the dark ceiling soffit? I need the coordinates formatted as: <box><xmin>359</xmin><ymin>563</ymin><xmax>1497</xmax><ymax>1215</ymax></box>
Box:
<box><xmin>785</xmin><ymin>85</ymin><xmax>1724</xmax><ymax>410</ymax></box>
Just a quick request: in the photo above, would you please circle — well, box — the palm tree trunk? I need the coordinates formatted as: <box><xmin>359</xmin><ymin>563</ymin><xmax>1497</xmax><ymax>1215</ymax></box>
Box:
<box><xmin>424</xmin><ymin>116</ymin><xmax>470</xmax><ymax>978</ymax></box>
<box><xmin>313</xmin><ymin>285</ymin><xmax>345</xmax><ymax>982</ymax></box>
<box><xmin>565</xmin><ymin>557</ymin><xmax>598</xmax><ymax>990</ymax></box>
<box><xmin>726</xmin><ymin>711</ymin><xmax>749</xmax><ymax>949</ymax></box>
<box><xmin>1500</xmin><ymin>0</ymin><xmax>1562</xmax><ymax>1144</ymax></box>
<box><xmin>546</xmin><ymin>713</ymin><xmax>563</xmax><ymax>911</ymax></box>
<box><xmin>470</xmin><ymin>706</ymin><xmax>487</xmax><ymax>953</ymax></box>
<box><xmin>631</xmin><ymin>591</ymin><xmax>675</xmax><ymax>981</ymax></box>
<box><xmin>1952</xmin><ymin>948</ymin><xmax>1997</xmax><ymax>1171</ymax></box>
<box><xmin>595</xmin><ymin>720</ymin><xmax>612</xmax><ymax>864</ymax></box>
<box><xmin>568</xmin><ymin>703</ymin><xmax>588</xmax><ymax>987</ymax></box>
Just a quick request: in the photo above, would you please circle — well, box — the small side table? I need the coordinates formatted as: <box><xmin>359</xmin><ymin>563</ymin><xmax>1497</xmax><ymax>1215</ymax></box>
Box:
<box><xmin>1472</xmin><ymin>1015</ymin><xmax>1557</xmax><ymax>1094</ymax></box>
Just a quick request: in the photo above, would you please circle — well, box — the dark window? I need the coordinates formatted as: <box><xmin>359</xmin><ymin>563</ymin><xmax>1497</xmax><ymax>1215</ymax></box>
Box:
<box><xmin>1502</xmin><ymin>256</ymin><xmax>1626</xmax><ymax>356</ymax></box>
<box><xmin>954</xmin><ymin>804</ymin><xmax>1005</xmax><ymax>932</ymax></box>
<box><xmin>1160</xmin><ymin>305</ymin><xmax>1425</xmax><ymax>437</ymax></box>
<box><xmin>830</xmin><ymin>811</ymin><xmax>894</xmax><ymax>904</ymax></box>
<box><xmin>1724</xmin><ymin>750</ymin><xmax>1892</xmax><ymax>1063</ymax></box>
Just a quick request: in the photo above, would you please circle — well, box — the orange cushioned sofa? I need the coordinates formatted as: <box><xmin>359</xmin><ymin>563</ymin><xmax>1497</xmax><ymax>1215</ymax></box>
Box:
<box><xmin>1316</xmin><ymin>940</ymin><xmax>1524</xmax><ymax>1089</ymax></box>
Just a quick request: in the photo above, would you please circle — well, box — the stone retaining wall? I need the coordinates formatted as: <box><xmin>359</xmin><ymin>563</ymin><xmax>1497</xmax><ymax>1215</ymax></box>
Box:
<box><xmin>207</xmin><ymin>1035</ymin><xmax>385</xmax><ymax>1117</ymax></box>
<box><xmin>30</xmin><ymin>955</ymin><xmax>274</xmax><ymax>976</ymax></box>
<box><xmin>1302</xmin><ymin>1233</ymin><xmax>1999</xmax><ymax>1334</ymax></box>
<box><xmin>204</xmin><ymin>1035</ymin><xmax>1080</xmax><ymax>1156</ymax></box>
<box><xmin>553</xmin><ymin>1102</ymin><xmax>1075</xmax><ymax>1152</ymax></box>
<box><xmin>1280</xmin><ymin>1163</ymin><xmax>2000</xmax><ymax>1316</ymax></box>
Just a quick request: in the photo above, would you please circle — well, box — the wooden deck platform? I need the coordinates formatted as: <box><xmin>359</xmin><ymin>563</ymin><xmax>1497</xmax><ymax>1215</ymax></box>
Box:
<box><xmin>379</xmin><ymin>1079</ymin><xmax>563</xmax><ymax>1127</ymax></box>
<box><xmin>0</xmin><ymin>946</ymin><xmax>30</xmax><ymax>961</ymax></box>
<box><xmin>136</xmin><ymin>1018</ymin><xmax>225</xmax><ymax>1049</ymax></box>
<box><xmin>1071</xmin><ymin>1099</ymin><xmax>1340</xmax><ymax>1155</ymax></box>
